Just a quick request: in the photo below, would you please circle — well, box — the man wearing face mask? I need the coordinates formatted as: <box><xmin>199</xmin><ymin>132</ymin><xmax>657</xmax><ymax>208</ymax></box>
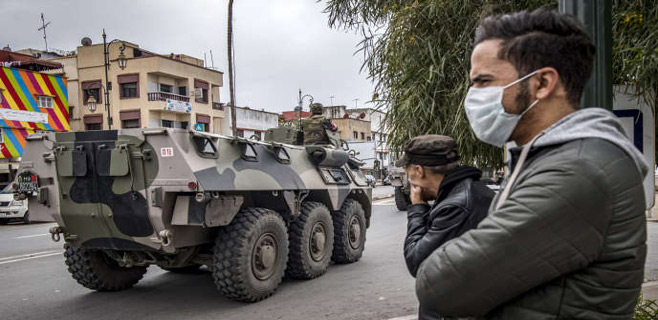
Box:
<box><xmin>415</xmin><ymin>8</ymin><xmax>649</xmax><ymax>319</ymax></box>
<box><xmin>399</xmin><ymin>135</ymin><xmax>494</xmax><ymax>320</ymax></box>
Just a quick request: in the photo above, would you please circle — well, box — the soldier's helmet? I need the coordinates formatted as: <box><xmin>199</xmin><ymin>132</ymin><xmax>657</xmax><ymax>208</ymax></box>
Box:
<box><xmin>310</xmin><ymin>103</ymin><xmax>324</xmax><ymax>115</ymax></box>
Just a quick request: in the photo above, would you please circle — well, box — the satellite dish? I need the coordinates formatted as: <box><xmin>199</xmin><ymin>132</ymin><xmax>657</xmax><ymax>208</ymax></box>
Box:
<box><xmin>343</xmin><ymin>113</ymin><xmax>349</xmax><ymax>119</ymax></box>
<box><xmin>81</xmin><ymin>37</ymin><xmax>92</xmax><ymax>46</ymax></box>
<box><xmin>359</xmin><ymin>112</ymin><xmax>366</xmax><ymax>119</ymax></box>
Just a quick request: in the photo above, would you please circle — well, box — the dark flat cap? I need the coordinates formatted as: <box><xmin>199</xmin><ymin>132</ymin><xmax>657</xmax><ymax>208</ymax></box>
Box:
<box><xmin>395</xmin><ymin>134</ymin><xmax>460</xmax><ymax>167</ymax></box>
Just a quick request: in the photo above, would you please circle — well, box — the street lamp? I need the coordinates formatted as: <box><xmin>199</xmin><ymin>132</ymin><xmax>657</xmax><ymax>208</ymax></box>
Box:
<box><xmin>297</xmin><ymin>89</ymin><xmax>314</xmax><ymax>129</ymax></box>
<box><xmin>87</xmin><ymin>96</ymin><xmax>97</xmax><ymax>112</ymax></box>
<box><xmin>102</xmin><ymin>29</ymin><xmax>127</xmax><ymax>129</ymax></box>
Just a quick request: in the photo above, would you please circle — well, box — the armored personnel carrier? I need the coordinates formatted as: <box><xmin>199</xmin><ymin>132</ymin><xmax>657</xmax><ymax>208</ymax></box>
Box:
<box><xmin>14</xmin><ymin>127</ymin><xmax>371</xmax><ymax>301</ymax></box>
<box><xmin>388</xmin><ymin>167</ymin><xmax>411</xmax><ymax>211</ymax></box>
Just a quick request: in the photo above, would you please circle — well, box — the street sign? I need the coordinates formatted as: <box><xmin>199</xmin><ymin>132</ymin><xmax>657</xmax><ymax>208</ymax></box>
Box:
<box><xmin>194</xmin><ymin>123</ymin><xmax>204</xmax><ymax>131</ymax></box>
<box><xmin>613</xmin><ymin>87</ymin><xmax>655</xmax><ymax>212</ymax></box>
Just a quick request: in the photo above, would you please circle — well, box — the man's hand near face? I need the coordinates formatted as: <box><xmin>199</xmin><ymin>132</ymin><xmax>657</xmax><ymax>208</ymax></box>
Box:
<box><xmin>410</xmin><ymin>185</ymin><xmax>429</xmax><ymax>205</ymax></box>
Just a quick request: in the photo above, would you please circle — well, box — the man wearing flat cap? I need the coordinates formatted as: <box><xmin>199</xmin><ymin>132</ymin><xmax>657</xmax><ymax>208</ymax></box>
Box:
<box><xmin>398</xmin><ymin>134</ymin><xmax>494</xmax><ymax>320</ymax></box>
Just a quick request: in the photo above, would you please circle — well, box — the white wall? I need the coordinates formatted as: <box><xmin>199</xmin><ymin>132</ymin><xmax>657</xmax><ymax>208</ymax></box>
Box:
<box><xmin>350</xmin><ymin>141</ymin><xmax>377</xmax><ymax>169</ymax></box>
<box><xmin>220</xmin><ymin>107</ymin><xmax>279</xmax><ymax>136</ymax></box>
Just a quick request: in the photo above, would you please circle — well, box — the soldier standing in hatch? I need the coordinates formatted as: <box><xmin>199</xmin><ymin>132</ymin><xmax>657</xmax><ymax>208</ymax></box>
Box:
<box><xmin>302</xmin><ymin>103</ymin><xmax>337</xmax><ymax>145</ymax></box>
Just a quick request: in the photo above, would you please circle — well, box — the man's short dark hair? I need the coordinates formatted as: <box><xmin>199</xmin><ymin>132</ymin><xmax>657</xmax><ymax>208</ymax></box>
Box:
<box><xmin>474</xmin><ymin>8</ymin><xmax>595</xmax><ymax>107</ymax></box>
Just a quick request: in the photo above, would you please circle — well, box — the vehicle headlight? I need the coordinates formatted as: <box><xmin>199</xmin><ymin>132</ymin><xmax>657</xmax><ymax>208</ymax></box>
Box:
<box><xmin>11</xmin><ymin>200</ymin><xmax>23</xmax><ymax>206</ymax></box>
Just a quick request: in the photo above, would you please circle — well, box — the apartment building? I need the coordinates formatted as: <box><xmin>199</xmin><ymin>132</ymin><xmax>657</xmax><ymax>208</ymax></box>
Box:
<box><xmin>48</xmin><ymin>39</ymin><xmax>224</xmax><ymax>132</ymax></box>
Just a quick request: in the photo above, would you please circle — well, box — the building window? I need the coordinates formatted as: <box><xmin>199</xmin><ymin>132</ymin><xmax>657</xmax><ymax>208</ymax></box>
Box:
<box><xmin>161</xmin><ymin>120</ymin><xmax>173</xmax><ymax>128</ymax></box>
<box><xmin>82</xmin><ymin>80</ymin><xmax>102</xmax><ymax>105</ymax></box>
<box><xmin>36</xmin><ymin>95</ymin><xmax>54</xmax><ymax>109</ymax></box>
<box><xmin>0</xmin><ymin>128</ymin><xmax>4</xmax><ymax>144</ymax></box>
<box><xmin>254</xmin><ymin>131</ymin><xmax>262</xmax><ymax>140</ymax></box>
<box><xmin>122</xmin><ymin>119</ymin><xmax>140</xmax><ymax>128</ymax></box>
<box><xmin>180</xmin><ymin>121</ymin><xmax>189</xmax><ymax>130</ymax></box>
<box><xmin>69</xmin><ymin>106</ymin><xmax>74</xmax><ymax>120</ymax></box>
<box><xmin>367</xmin><ymin>136</ymin><xmax>371</xmax><ymax>142</ymax></box>
<box><xmin>353</xmin><ymin>131</ymin><xmax>358</xmax><ymax>139</ymax></box>
<box><xmin>86</xmin><ymin>123</ymin><xmax>101</xmax><ymax>131</ymax></box>
<box><xmin>194</xmin><ymin>79</ymin><xmax>209</xmax><ymax>103</ymax></box>
<box><xmin>237</xmin><ymin>129</ymin><xmax>244</xmax><ymax>137</ymax></box>
<box><xmin>160</xmin><ymin>84</ymin><xmax>173</xmax><ymax>93</ymax></box>
<box><xmin>360</xmin><ymin>132</ymin><xmax>365</xmax><ymax>140</ymax></box>
<box><xmin>178</xmin><ymin>86</ymin><xmax>187</xmax><ymax>96</ymax></box>
<box><xmin>120</xmin><ymin>82</ymin><xmax>138</xmax><ymax>98</ymax></box>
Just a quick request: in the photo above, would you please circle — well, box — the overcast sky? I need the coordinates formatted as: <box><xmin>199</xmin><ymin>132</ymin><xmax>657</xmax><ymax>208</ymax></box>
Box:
<box><xmin>0</xmin><ymin>0</ymin><xmax>375</xmax><ymax>113</ymax></box>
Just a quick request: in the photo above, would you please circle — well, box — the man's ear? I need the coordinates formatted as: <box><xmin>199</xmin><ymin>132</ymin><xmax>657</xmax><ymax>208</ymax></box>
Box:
<box><xmin>535</xmin><ymin>67</ymin><xmax>559</xmax><ymax>100</ymax></box>
<box><xmin>412</xmin><ymin>165</ymin><xmax>425</xmax><ymax>179</ymax></box>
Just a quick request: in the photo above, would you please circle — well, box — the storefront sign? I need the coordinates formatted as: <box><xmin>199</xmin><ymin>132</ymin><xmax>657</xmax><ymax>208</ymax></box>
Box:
<box><xmin>165</xmin><ymin>99</ymin><xmax>192</xmax><ymax>114</ymax></box>
<box><xmin>0</xmin><ymin>108</ymin><xmax>48</xmax><ymax>124</ymax></box>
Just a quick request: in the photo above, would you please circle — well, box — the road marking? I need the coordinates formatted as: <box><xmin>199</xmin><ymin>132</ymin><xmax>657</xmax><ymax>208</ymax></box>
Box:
<box><xmin>0</xmin><ymin>250</ymin><xmax>61</xmax><ymax>265</ymax></box>
<box><xmin>0</xmin><ymin>252</ymin><xmax>61</xmax><ymax>265</ymax></box>
<box><xmin>15</xmin><ymin>233</ymin><xmax>49</xmax><ymax>239</ymax></box>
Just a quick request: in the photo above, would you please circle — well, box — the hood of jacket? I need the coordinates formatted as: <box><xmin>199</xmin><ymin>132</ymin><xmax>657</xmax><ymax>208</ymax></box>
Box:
<box><xmin>533</xmin><ymin>107</ymin><xmax>649</xmax><ymax>179</ymax></box>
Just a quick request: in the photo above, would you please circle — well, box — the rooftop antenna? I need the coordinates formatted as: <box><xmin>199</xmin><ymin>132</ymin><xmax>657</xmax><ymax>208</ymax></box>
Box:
<box><xmin>353</xmin><ymin>98</ymin><xmax>359</xmax><ymax>109</ymax></box>
<box><xmin>210</xmin><ymin>49</ymin><xmax>215</xmax><ymax>69</ymax></box>
<box><xmin>204</xmin><ymin>52</ymin><xmax>207</xmax><ymax>68</ymax></box>
<box><xmin>38</xmin><ymin>13</ymin><xmax>51</xmax><ymax>52</ymax></box>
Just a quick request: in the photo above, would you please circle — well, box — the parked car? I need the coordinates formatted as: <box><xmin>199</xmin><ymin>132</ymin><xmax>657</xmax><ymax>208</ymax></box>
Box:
<box><xmin>0</xmin><ymin>191</ymin><xmax>29</xmax><ymax>224</ymax></box>
<box><xmin>364</xmin><ymin>174</ymin><xmax>377</xmax><ymax>188</ymax></box>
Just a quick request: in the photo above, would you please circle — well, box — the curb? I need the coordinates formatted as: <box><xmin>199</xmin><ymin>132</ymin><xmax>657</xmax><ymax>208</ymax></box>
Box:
<box><xmin>373</xmin><ymin>194</ymin><xmax>394</xmax><ymax>201</ymax></box>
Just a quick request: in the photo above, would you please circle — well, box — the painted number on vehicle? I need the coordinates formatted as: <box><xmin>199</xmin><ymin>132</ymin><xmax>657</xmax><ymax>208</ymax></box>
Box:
<box><xmin>160</xmin><ymin>147</ymin><xmax>174</xmax><ymax>157</ymax></box>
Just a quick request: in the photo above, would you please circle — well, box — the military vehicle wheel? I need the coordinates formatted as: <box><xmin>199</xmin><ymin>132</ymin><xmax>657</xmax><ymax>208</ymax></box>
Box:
<box><xmin>394</xmin><ymin>186</ymin><xmax>411</xmax><ymax>211</ymax></box>
<box><xmin>159</xmin><ymin>264</ymin><xmax>203</xmax><ymax>274</ymax></box>
<box><xmin>22</xmin><ymin>212</ymin><xmax>30</xmax><ymax>224</ymax></box>
<box><xmin>63</xmin><ymin>243</ymin><xmax>148</xmax><ymax>291</ymax></box>
<box><xmin>286</xmin><ymin>202</ymin><xmax>334</xmax><ymax>280</ymax></box>
<box><xmin>332</xmin><ymin>199</ymin><xmax>366</xmax><ymax>264</ymax></box>
<box><xmin>212</xmin><ymin>207</ymin><xmax>288</xmax><ymax>302</ymax></box>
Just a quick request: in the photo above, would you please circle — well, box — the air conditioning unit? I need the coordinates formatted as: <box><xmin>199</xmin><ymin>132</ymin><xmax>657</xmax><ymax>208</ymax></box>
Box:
<box><xmin>192</xmin><ymin>88</ymin><xmax>203</xmax><ymax>97</ymax></box>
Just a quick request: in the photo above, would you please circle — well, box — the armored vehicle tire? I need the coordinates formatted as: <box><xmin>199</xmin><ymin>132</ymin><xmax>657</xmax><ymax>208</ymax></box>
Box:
<box><xmin>63</xmin><ymin>243</ymin><xmax>148</xmax><ymax>291</ymax></box>
<box><xmin>212</xmin><ymin>207</ymin><xmax>289</xmax><ymax>302</ymax></box>
<box><xmin>159</xmin><ymin>264</ymin><xmax>203</xmax><ymax>274</ymax></box>
<box><xmin>286</xmin><ymin>202</ymin><xmax>334</xmax><ymax>280</ymax></box>
<box><xmin>332</xmin><ymin>199</ymin><xmax>366</xmax><ymax>264</ymax></box>
<box><xmin>394</xmin><ymin>186</ymin><xmax>411</xmax><ymax>211</ymax></box>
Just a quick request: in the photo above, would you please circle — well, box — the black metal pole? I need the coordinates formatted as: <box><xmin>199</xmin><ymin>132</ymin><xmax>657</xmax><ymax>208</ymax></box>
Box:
<box><xmin>102</xmin><ymin>29</ymin><xmax>113</xmax><ymax>129</ymax></box>
<box><xmin>559</xmin><ymin>0</ymin><xmax>613</xmax><ymax>110</ymax></box>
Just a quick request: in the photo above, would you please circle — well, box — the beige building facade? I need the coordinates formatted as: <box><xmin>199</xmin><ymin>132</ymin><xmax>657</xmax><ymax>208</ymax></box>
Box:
<box><xmin>331</xmin><ymin>118</ymin><xmax>371</xmax><ymax>142</ymax></box>
<box><xmin>49</xmin><ymin>41</ymin><xmax>224</xmax><ymax>132</ymax></box>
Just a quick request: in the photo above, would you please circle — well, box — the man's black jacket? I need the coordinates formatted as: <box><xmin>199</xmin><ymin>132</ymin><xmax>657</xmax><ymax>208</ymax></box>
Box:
<box><xmin>404</xmin><ymin>166</ymin><xmax>494</xmax><ymax>277</ymax></box>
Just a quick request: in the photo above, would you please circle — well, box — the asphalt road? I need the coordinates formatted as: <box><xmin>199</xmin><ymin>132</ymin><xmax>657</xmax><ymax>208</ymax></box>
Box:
<box><xmin>1</xmin><ymin>196</ymin><xmax>657</xmax><ymax>320</ymax></box>
<box><xmin>0</xmin><ymin>200</ymin><xmax>418</xmax><ymax>320</ymax></box>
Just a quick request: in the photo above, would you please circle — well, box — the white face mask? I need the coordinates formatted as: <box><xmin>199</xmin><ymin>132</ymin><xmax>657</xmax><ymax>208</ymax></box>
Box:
<box><xmin>464</xmin><ymin>70</ymin><xmax>540</xmax><ymax>147</ymax></box>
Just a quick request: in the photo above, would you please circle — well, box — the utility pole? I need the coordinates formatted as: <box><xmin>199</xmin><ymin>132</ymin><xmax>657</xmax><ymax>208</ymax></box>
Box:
<box><xmin>38</xmin><ymin>13</ymin><xmax>51</xmax><ymax>52</ymax></box>
<box><xmin>353</xmin><ymin>98</ymin><xmax>359</xmax><ymax>109</ymax></box>
<box><xmin>330</xmin><ymin>95</ymin><xmax>335</xmax><ymax>118</ymax></box>
<box><xmin>227</xmin><ymin>0</ymin><xmax>237</xmax><ymax>136</ymax></box>
<box><xmin>559</xmin><ymin>0</ymin><xmax>612</xmax><ymax>110</ymax></box>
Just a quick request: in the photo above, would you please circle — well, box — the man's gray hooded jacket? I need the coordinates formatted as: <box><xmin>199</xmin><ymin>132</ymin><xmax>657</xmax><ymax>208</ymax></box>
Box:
<box><xmin>416</xmin><ymin>108</ymin><xmax>649</xmax><ymax>319</ymax></box>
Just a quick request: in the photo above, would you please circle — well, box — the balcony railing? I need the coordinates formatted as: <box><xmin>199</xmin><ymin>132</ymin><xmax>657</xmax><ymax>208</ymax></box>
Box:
<box><xmin>212</xmin><ymin>102</ymin><xmax>224</xmax><ymax>110</ymax></box>
<box><xmin>148</xmin><ymin>91</ymin><xmax>190</xmax><ymax>102</ymax></box>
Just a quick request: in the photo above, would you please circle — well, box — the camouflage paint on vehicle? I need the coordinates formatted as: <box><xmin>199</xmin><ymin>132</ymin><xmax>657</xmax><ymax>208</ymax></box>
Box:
<box><xmin>17</xmin><ymin>128</ymin><xmax>371</xmax><ymax>253</ymax></box>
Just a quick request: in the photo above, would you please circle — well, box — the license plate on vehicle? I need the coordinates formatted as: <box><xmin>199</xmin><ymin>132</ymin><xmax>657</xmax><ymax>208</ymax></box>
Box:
<box><xmin>17</xmin><ymin>171</ymin><xmax>39</xmax><ymax>193</ymax></box>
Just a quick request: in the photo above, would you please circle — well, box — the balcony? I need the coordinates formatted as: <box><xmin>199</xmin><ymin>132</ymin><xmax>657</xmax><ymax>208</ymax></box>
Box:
<box><xmin>148</xmin><ymin>92</ymin><xmax>190</xmax><ymax>102</ymax></box>
<box><xmin>212</xmin><ymin>102</ymin><xmax>223</xmax><ymax>110</ymax></box>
